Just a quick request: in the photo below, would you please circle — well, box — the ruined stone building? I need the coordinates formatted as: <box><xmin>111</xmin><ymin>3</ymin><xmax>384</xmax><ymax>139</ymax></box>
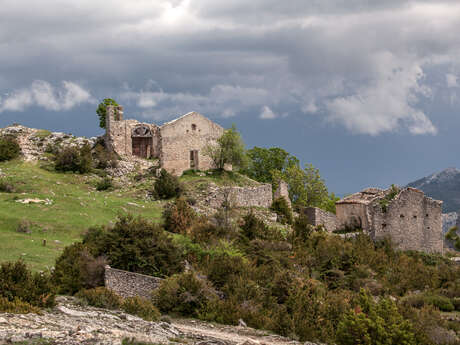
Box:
<box><xmin>336</xmin><ymin>187</ymin><xmax>443</xmax><ymax>253</ymax></box>
<box><xmin>105</xmin><ymin>105</ymin><xmax>224</xmax><ymax>175</ymax></box>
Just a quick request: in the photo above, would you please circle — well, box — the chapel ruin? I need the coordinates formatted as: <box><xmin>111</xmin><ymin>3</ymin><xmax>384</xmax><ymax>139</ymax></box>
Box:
<box><xmin>105</xmin><ymin>105</ymin><xmax>224</xmax><ymax>175</ymax></box>
<box><xmin>336</xmin><ymin>187</ymin><xmax>443</xmax><ymax>253</ymax></box>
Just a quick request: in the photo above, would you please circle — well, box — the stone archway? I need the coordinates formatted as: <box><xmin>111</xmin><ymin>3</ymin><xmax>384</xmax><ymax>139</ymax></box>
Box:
<box><xmin>131</xmin><ymin>125</ymin><xmax>153</xmax><ymax>158</ymax></box>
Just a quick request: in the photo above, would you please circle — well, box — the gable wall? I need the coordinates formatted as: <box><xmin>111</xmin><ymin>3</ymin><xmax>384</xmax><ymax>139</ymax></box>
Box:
<box><xmin>159</xmin><ymin>113</ymin><xmax>223</xmax><ymax>175</ymax></box>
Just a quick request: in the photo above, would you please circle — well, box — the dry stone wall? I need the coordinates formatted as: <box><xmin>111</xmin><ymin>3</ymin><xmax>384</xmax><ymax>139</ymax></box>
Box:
<box><xmin>203</xmin><ymin>183</ymin><xmax>273</xmax><ymax>208</ymax></box>
<box><xmin>104</xmin><ymin>266</ymin><xmax>163</xmax><ymax>299</ymax></box>
<box><xmin>303</xmin><ymin>207</ymin><xmax>337</xmax><ymax>232</ymax></box>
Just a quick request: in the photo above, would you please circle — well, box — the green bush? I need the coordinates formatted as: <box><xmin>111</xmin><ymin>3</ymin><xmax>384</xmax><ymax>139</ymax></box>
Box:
<box><xmin>424</xmin><ymin>294</ymin><xmax>454</xmax><ymax>312</ymax></box>
<box><xmin>163</xmin><ymin>197</ymin><xmax>197</xmax><ymax>234</ymax></box>
<box><xmin>153</xmin><ymin>169</ymin><xmax>182</xmax><ymax>199</ymax></box>
<box><xmin>271</xmin><ymin>197</ymin><xmax>293</xmax><ymax>224</ymax></box>
<box><xmin>0</xmin><ymin>260</ymin><xmax>55</xmax><ymax>309</ymax></box>
<box><xmin>83</xmin><ymin>215</ymin><xmax>183</xmax><ymax>277</ymax></box>
<box><xmin>0</xmin><ymin>296</ymin><xmax>41</xmax><ymax>314</ymax></box>
<box><xmin>93</xmin><ymin>143</ymin><xmax>118</xmax><ymax>169</ymax></box>
<box><xmin>52</xmin><ymin>243</ymin><xmax>107</xmax><ymax>295</ymax></box>
<box><xmin>0</xmin><ymin>179</ymin><xmax>15</xmax><ymax>193</ymax></box>
<box><xmin>336</xmin><ymin>290</ymin><xmax>416</xmax><ymax>345</ymax></box>
<box><xmin>54</xmin><ymin>144</ymin><xmax>93</xmax><ymax>173</ymax></box>
<box><xmin>453</xmin><ymin>297</ymin><xmax>460</xmax><ymax>311</ymax></box>
<box><xmin>0</xmin><ymin>135</ymin><xmax>20</xmax><ymax>161</ymax></box>
<box><xmin>153</xmin><ymin>271</ymin><xmax>218</xmax><ymax>317</ymax></box>
<box><xmin>293</xmin><ymin>214</ymin><xmax>315</xmax><ymax>241</ymax></box>
<box><xmin>76</xmin><ymin>287</ymin><xmax>122</xmax><ymax>309</ymax></box>
<box><xmin>122</xmin><ymin>296</ymin><xmax>161</xmax><ymax>321</ymax></box>
<box><xmin>96</xmin><ymin>177</ymin><xmax>113</xmax><ymax>191</ymax></box>
<box><xmin>240</xmin><ymin>212</ymin><xmax>267</xmax><ymax>240</ymax></box>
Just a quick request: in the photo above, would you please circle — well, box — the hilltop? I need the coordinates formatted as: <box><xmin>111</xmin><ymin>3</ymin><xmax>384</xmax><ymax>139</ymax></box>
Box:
<box><xmin>407</xmin><ymin>168</ymin><xmax>460</xmax><ymax>213</ymax></box>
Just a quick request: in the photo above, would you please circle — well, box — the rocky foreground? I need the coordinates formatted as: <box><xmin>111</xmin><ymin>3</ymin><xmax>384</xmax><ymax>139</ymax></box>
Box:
<box><xmin>0</xmin><ymin>296</ymin><xmax>320</xmax><ymax>345</ymax></box>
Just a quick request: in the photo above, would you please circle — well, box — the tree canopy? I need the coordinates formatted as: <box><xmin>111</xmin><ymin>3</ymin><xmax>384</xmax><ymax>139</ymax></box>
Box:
<box><xmin>96</xmin><ymin>98</ymin><xmax>118</xmax><ymax>129</ymax></box>
<box><xmin>204</xmin><ymin>125</ymin><xmax>247</xmax><ymax>170</ymax></box>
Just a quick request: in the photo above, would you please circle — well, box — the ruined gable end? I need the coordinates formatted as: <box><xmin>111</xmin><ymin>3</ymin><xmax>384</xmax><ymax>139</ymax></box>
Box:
<box><xmin>336</xmin><ymin>186</ymin><xmax>443</xmax><ymax>254</ymax></box>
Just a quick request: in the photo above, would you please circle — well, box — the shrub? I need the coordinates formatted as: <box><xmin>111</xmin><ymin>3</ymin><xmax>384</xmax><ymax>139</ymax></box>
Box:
<box><xmin>93</xmin><ymin>143</ymin><xmax>118</xmax><ymax>169</ymax></box>
<box><xmin>54</xmin><ymin>144</ymin><xmax>93</xmax><ymax>173</ymax></box>
<box><xmin>16</xmin><ymin>219</ymin><xmax>31</xmax><ymax>234</ymax></box>
<box><xmin>336</xmin><ymin>290</ymin><xmax>416</xmax><ymax>345</ymax></box>
<box><xmin>76</xmin><ymin>287</ymin><xmax>122</xmax><ymax>309</ymax></box>
<box><xmin>0</xmin><ymin>296</ymin><xmax>41</xmax><ymax>314</ymax></box>
<box><xmin>0</xmin><ymin>179</ymin><xmax>15</xmax><ymax>193</ymax></box>
<box><xmin>424</xmin><ymin>294</ymin><xmax>455</xmax><ymax>312</ymax></box>
<box><xmin>0</xmin><ymin>260</ymin><xmax>55</xmax><ymax>309</ymax></box>
<box><xmin>96</xmin><ymin>177</ymin><xmax>113</xmax><ymax>191</ymax></box>
<box><xmin>83</xmin><ymin>215</ymin><xmax>183</xmax><ymax>277</ymax></box>
<box><xmin>0</xmin><ymin>135</ymin><xmax>20</xmax><ymax>161</ymax></box>
<box><xmin>293</xmin><ymin>215</ymin><xmax>315</xmax><ymax>241</ymax></box>
<box><xmin>122</xmin><ymin>296</ymin><xmax>161</xmax><ymax>321</ymax></box>
<box><xmin>153</xmin><ymin>169</ymin><xmax>182</xmax><ymax>199</ymax></box>
<box><xmin>271</xmin><ymin>197</ymin><xmax>293</xmax><ymax>224</ymax></box>
<box><xmin>163</xmin><ymin>197</ymin><xmax>197</xmax><ymax>234</ymax></box>
<box><xmin>153</xmin><ymin>271</ymin><xmax>218</xmax><ymax>317</ymax></box>
<box><xmin>240</xmin><ymin>212</ymin><xmax>267</xmax><ymax>240</ymax></box>
<box><xmin>52</xmin><ymin>243</ymin><xmax>107</xmax><ymax>295</ymax></box>
<box><xmin>453</xmin><ymin>297</ymin><xmax>460</xmax><ymax>311</ymax></box>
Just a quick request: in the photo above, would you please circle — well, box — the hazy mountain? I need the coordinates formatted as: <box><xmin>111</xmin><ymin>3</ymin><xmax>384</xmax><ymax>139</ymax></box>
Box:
<box><xmin>406</xmin><ymin>167</ymin><xmax>460</xmax><ymax>213</ymax></box>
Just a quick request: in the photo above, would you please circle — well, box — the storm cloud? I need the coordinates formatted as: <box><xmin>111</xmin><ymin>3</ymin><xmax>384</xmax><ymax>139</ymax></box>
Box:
<box><xmin>1</xmin><ymin>0</ymin><xmax>460</xmax><ymax>135</ymax></box>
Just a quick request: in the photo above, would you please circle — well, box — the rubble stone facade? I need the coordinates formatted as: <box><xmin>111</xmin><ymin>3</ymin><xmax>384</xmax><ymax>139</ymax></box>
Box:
<box><xmin>105</xmin><ymin>106</ymin><xmax>224</xmax><ymax>175</ymax></box>
<box><xmin>274</xmin><ymin>180</ymin><xmax>291</xmax><ymax>208</ymax></box>
<box><xmin>302</xmin><ymin>207</ymin><xmax>337</xmax><ymax>232</ymax></box>
<box><xmin>104</xmin><ymin>266</ymin><xmax>163</xmax><ymax>299</ymax></box>
<box><xmin>205</xmin><ymin>184</ymin><xmax>273</xmax><ymax>209</ymax></box>
<box><xmin>336</xmin><ymin>187</ymin><xmax>443</xmax><ymax>253</ymax></box>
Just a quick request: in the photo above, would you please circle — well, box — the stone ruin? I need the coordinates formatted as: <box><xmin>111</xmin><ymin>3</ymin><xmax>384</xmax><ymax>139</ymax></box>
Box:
<box><xmin>336</xmin><ymin>187</ymin><xmax>443</xmax><ymax>253</ymax></box>
<box><xmin>105</xmin><ymin>105</ymin><xmax>224</xmax><ymax>176</ymax></box>
<box><xmin>302</xmin><ymin>207</ymin><xmax>337</xmax><ymax>232</ymax></box>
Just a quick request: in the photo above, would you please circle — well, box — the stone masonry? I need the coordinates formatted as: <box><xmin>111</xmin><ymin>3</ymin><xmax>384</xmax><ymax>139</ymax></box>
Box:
<box><xmin>105</xmin><ymin>106</ymin><xmax>224</xmax><ymax>175</ymax></box>
<box><xmin>274</xmin><ymin>180</ymin><xmax>291</xmax><ymax>208</ymax></box>
<box><xmin>302</xmin><ymin>207</ymin><xmax>337</xmax><ymax>232</ymax></box>
<box><xmin>205</xmin><ymin>183</ymin><xmax>273</xmax><ymax>209</ymax></box>
<box><xmin>104</xmin><ymin>266</ymin><xmax>163</xmax><ymax>299</ymax></box>
<box><xmin>336</xmin><ymin>187</ymin><xmax>443</xmax><ymax>253</ymax></box>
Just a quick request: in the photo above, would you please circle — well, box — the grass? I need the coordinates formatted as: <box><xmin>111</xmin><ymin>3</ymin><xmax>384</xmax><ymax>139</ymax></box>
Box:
<box><xmin>0</xmin><ymin>159</ymin><xmax>163</xmax><ymax>271</ymax></box>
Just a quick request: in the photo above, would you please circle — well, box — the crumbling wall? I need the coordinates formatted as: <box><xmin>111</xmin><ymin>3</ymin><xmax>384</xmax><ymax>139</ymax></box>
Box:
<box><xmin>370</xmin><ymin>188</ymin><xmax>443</xmax><ymax>253</ymax></box>
<box><xmin>105</xmin><ymin>105</ymin><xmax>160</xmax><ymax>158</ymax></box>
<box><xmin>159</xmin><ymin>112</ymin><xmax>223</xmax><ymax>175</ymax></box>
<box><xmin>274</xmin><ymin>180</ymin><xmax>291</xmax><ymax>208</ymax></box>
<box><xmin>204</xmin><ymin>183</ymin><xmax>273</xmax><ymax>208</ymax></box>
<box><xmin>303</xmin><ymin>207</ymin><xmax>337</xmax><ymax>232</ymax></box>
<box><xmin>336</xmin><ymin>202</ymin><xmax>371</xmax><ymax>231</ymax></box>
<box><xmin>104</xmin><ymin>266</ymin><xmax>163</xmax><ymax>299</ymax></box>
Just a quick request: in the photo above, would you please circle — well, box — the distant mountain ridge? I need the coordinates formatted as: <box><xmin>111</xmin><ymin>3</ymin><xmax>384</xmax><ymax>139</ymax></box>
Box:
<box><xmin>406</xmin><ymin>167</ymin><xmax>460</xmax><ymax>213</ymax></box>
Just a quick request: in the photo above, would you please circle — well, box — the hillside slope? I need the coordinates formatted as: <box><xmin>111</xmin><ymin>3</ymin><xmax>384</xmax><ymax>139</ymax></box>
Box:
<box><xmin>406</xmin><ymin>167</ymin><xmax>460</xmax><ymax>213</ymax></box>
<box><xmin>0</xmin><ymin>160</ymin><xmax>164</xmax><ymax>271</ymax></box>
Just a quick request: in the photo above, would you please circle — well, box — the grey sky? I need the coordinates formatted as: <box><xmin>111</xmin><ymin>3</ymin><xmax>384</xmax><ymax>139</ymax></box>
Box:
<box><xmin>1</xmin><ymin>0</ymin><xmax>460</xmax><ymax>193</ymax></box>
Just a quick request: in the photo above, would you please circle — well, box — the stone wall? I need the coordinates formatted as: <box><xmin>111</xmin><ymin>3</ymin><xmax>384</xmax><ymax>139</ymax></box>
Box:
<box><xmin>160</xmin><ymin>112</ymin><xmax>223</xmax><ymax>175</ymax></box>
<box><xmin>104</xmin><ymin>266</ymin><xmax>163</xmax><ymax>299</ymax></box>
<box><xmin>370</xmin><ymin>188</ymin><xmax>443</xmax><ymax>253</ymax></box>
<box><xmin>302</xmin><ymin>207</ymin><xmax>337</xmax><ymax>232</ymax></box>
<box><xmin>274</xmin><ymin>180</ymin><xmax>291</xmax><ymax>208</ymax></box>
<box><xmin>336</xmin><ymin>187</ymin><xmax>443</xmax><ymax>253</ymax></box>
<box><xmin>105</xmin><ymin>106</ymin><xmax>160</xmax><ymax>159</ymax></box>
<box><xmin>204</xmin><ymin>183</ymin><xmax>273</xmax><ymax>208</ymax></box>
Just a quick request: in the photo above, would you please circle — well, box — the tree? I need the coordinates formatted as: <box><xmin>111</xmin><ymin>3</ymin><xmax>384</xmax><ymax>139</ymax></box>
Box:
<box><xmin>242</xmin><ymin>147</ymin><xmax>299</xmax><ymax>184</ymax></box>
<box><xmin>96</xmin><ymin>98</ymin><xmax>118</xmax><ymax>129</ymax></box>
<box><xmin>204</xmin><ymin>125</ymin><xmax>247</xmax><ymax>170</ymax></box>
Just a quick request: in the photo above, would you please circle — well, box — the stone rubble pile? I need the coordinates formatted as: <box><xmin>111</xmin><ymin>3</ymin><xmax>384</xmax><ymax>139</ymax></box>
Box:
<box><xmin>0</xmin><ymin>296</ymin><xmax>321</xmax><ymax>345</ymax></box>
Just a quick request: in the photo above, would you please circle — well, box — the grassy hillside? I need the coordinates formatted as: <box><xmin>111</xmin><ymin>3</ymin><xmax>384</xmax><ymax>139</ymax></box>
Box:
<box><xmin>0</xmin><ymin>159</ymin><xmax>163</xmax><ymax>271</ymax></box>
